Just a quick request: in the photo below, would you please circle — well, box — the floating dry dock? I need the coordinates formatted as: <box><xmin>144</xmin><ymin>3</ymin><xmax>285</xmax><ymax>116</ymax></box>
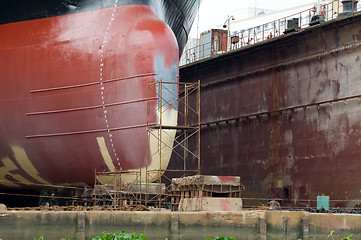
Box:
<box><xmin>179</xmin><ymin>5</ymin><xmax>361</xmax><ymax>209</ymax></box>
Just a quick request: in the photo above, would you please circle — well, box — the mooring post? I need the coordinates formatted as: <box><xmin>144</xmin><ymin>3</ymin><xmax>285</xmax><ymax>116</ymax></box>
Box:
<box><xmin>170</xmin><ymin>213</ymin><xmax>179</xmax><ymax>234</ymax></box>
<box><xmin>283</xmin><ymin>217</ymin><xmax>288</xmax><ymax>236</ymax></box>
<box><xmin>302</xmin><ymin>213</ymin><xmax>310</xmax><ymax>240</ymax></box>
<box><xmin>170</xmin><ymin>213</ymin><xmax>180</xmax><ymax>240</ymax></box>
<box><xmin>259</xmin><ymin>217</ymin><xmax>267</xmax><ymax>235</ymax></box>
<box><xmin>77</xmin><ymin>212</ymin><xmax>86</xmax><ymax>233</ymax></box>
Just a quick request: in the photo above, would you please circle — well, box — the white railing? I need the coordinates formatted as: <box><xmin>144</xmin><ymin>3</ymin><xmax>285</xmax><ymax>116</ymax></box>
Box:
<box><xmin>181</xmin><ymin>0</ymin><xmax>360</xmax><ymax>66</ymax></box>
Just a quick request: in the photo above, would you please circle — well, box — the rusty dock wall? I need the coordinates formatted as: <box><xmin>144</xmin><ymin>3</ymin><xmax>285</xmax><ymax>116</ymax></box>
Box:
<box><xmin>1</xmin><ymin>210</ymin><xmax>361</xmax><ymax>239</ymax></box>
<box><xmin>178</xmin><ymin>11</ymin><xmax>361</xmax><ymax>208</ymax></box>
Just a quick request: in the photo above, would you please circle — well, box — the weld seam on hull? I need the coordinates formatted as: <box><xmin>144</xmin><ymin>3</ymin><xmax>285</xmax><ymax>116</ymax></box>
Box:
<box><xmin>199</xmin><ymin>94</ymin><xmax>361</xmax><ymax>126</ymax></box>
<box><xmin>25</xmin><ymin>123</ymin><xmax>157</xmax><ymax>138</ymax></box>
<box><xmin>26</xmin><ymin>97</ymin><xmax>158</xmax><ymax>116</ymax></box>
<box><xmin>30</xmin><ymin>73</ymin><xmax>156</xmax><ymax>93</ymax></box>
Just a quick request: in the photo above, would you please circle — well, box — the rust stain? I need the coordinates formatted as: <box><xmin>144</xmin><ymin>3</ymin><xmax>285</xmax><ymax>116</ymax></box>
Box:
<box><xmin>179</xmin><ymin>13</ymin><xmax>361</xmax><ymax>208</ymax></box>
<box><xmin>267</xmin><ymin>46</ymin><xmax>285</xmax><ymax>168</ymax></box>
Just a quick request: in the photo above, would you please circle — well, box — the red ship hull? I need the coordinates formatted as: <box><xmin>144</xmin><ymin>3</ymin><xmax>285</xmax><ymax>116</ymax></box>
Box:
<box><xmin>0</xmin><ymin>5</ymin><xmax>180</xmax><ymax>187</ymax></box>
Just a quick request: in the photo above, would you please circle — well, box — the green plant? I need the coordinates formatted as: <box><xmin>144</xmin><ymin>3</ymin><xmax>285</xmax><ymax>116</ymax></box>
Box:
<box><xmin>328</xmin><ymin>230</ymin><xmax>335</xmax><ymax>240</ymax></box>
<box><xmin>341</xmin><ymin>233</ymin><xmax>354</xmax><ymax>240</ymax></box>
<box><xmin>92</xmin><ymin>231</ymin><xmax>148</xmax><ymax>240</ymax></box>
<box><xmin>327</xmin><ymin>230</ymin><xmax>354</xmax><ymax>240</ymax></box>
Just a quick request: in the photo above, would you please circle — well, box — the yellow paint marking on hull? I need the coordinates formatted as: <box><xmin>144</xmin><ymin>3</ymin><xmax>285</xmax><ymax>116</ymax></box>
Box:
<box><xmin>96</xmin><ymin>107</ymin><xmax>177</xmax><ymax>184</ymax></box>
<box><xmin>145</xmin><ymin>106</ymin><xmax>178</xmax><ymax>182</ymax></box>
<box><xmin>146</xmin><ymin>128</ymin><xmax>176</xmax><ymax>182</ymax></box>
<box><xmin>97</xmin><ymin>137</ymin><xmax>115</xmax><ymax>172</ymax></box>
<box><xmin>11</xmin><ymin>146</ymin><xmax>50</xmax><ymax>185</ymax></box>
<box><xmin>0</xmin><ymin>157</ymin><xmax>34</xmax><ymax>187</ymax></box>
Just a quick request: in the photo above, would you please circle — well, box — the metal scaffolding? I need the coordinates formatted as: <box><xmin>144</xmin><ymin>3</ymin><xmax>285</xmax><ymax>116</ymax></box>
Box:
<box><xmin>92</xmin><ymin>79</ymin><xmax>201</xmax><ymax>210</ymax></box>
<box><xmin>146</xmin><ymin>79</ymin><xmax>201</xmax><ymax>209</ymax></box>
<box><xmin>94</xmin><ymin>170</ymin><xmax>142</xmax><ymax>208</ymax></box>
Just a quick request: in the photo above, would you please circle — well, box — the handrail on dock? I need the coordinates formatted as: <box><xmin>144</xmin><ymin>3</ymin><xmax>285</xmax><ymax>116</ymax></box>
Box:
<box><xmin>181</xmin><ymin>0</ymin><xmax>360</xmax><ymax>66</ymax></box>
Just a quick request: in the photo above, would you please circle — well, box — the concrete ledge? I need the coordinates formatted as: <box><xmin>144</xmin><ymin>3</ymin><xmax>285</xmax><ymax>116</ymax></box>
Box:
<box><xmin>86</xmin><ymin>211</ymin><xmax>171</xmax><ymax>226</ymax></box>
<box><xmin>1</xmin><ymin>210</ymin><xmax>361</xmax><ymax>238</ymax></box>
<box><xmin>310</xmin><ymin>213</ymin><xmax>361</xmax><ymax>232</ymax></box>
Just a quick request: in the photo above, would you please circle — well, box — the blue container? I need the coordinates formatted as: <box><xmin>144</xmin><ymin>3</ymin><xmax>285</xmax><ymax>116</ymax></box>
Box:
<box><xmin>317</xmin><ymin>196</ymin><xmax>330</xmax><ymax>210</ymax></box>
